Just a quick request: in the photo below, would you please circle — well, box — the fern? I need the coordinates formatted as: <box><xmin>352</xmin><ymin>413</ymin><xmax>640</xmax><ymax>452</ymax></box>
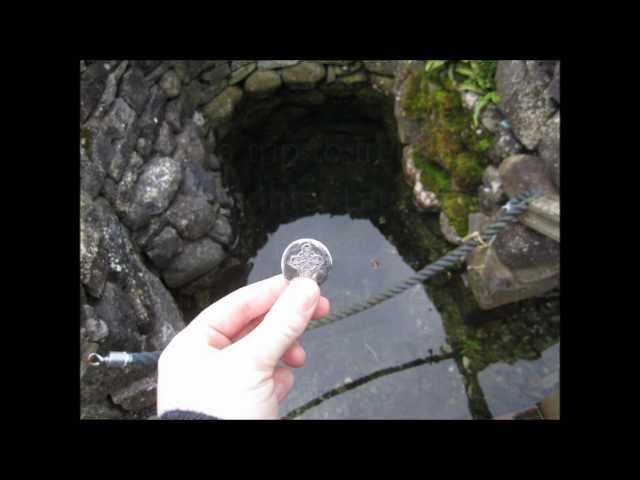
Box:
<box><xmin>425</xmin><ymin>60</ymin><xmax>500</xmax><ymax>126</ymax></box>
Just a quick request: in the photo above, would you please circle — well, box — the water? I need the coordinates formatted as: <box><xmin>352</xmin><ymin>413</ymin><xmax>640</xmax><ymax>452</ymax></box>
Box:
<box><xmin>194</xmin><ymin>99</ymin><xmax>561</xmax><ymax>419</ymax></box>
<box><xmin>248</xmin><ymin>214</ymin><xmax>428</xmax><ymax>313</ymax></box>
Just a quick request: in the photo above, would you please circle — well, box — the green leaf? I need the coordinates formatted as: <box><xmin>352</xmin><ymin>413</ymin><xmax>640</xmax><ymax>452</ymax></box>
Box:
<box><xmin>456</xmin><ymin>66</ymin><xmax>475</xmax><ymax>78</ymax></box>
<box><xmin>472</xmin><ymin>92</ymin><xmax>500</xmax><ymax>127</ymax></box>
<box><xmin>425</xmin><ymin>60</ymin><xmax>447</xmax><ymax>73</ymax></box>
<box><xmin>458</xmin><ymin>82</ymin><xmax>483</xmax><ymax>94</ymax></box>
<box><xmin>448</xmin><ymin>63</ymin><xmax>457</xmax><ymax>83</ymax></box>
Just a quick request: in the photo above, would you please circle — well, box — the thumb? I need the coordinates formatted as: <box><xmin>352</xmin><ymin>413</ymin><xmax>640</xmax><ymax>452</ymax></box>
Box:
<box><xmin>240</xmin><ymin>277</ymin><xmax>320</xmax><ymax>370</ymax></box>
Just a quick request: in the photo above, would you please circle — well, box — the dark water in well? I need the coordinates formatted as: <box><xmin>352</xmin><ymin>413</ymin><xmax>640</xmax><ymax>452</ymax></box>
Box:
<box><xmin>195</xmin><ymin>97</ymin><xmax>561</xmax><ymax>419</ymax></box>
<box><xmin>244</xmin><ymin>213</ymin><xmax>559</xmax><ymax>419</ymax></box>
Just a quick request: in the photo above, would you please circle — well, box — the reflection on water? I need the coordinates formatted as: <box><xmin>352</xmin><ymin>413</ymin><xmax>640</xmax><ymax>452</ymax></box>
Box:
<box><xmin>244</xmin><ymin>212</ymin><xmax>559</xmax><ymax>419</ymax></box>
<box><xmin>200</xmin><ymin>99</ymin><xmax>560</xmax><ymax>419</ymax></box>
<box><xmin>246</xmin><ymin>213</ymin><xmax>457</xmax><ymax>417</ymax></box>
<box><xmin>248</xmin><ymin>213</ymin><xmax>419</xmax><ymax>312</ymax></box>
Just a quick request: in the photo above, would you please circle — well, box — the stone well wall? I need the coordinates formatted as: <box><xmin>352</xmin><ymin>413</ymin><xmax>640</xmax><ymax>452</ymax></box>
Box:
<box><xmin>79</xmin><ymin>59</ymin><xmax>560</xmax><ymax>418</ymax></box>
<box><xmin>80</xmin><ymin>60</ymin><xmax>398</xmax><ymax>417</ymax></box>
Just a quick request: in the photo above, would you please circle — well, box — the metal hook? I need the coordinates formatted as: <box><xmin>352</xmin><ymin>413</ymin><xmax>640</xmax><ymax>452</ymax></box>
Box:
<box><xmin>87</xmin><ymin>353</ymin><xmax>104</xmax><ymax>366</ymax></box>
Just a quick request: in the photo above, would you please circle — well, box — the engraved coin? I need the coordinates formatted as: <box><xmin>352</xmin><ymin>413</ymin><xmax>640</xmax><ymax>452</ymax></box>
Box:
<box><xmin>281</xmin><ymin>238</ymin><xmax>333</xmax><ymax>286</ymax></box>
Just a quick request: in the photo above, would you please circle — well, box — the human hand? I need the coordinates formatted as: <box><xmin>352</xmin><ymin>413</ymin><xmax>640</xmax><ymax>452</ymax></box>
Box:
<box><xmin>157</xmin><ymin>274</ymin><xmax>330</xmax><ymax>419</ymax></box>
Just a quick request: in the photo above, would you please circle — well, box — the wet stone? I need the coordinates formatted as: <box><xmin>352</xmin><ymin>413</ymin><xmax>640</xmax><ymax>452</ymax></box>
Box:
<box><xmin>370</xmin><ymin>74</ymin><xmax>395</xmax><ymax>96</ymax></box>
<box><xmin>496</xmin><ymin>60</ymin><xmax>558</xmax><ymax>150</ymax></box>
<box><xmin>125</xmin><ymin>156</ymin><xmax>182</xmax><ymax>230</ymax></box>
<box><xmin>479</xmin><ymin>343</ymin><xmax>559</xmax><ymax>418</ymax></box>
<box><xmin>200</xmin><ymin>63</ymin><xmax>230</xmax><ymax>85</ymax></box>
<box><xmin>281</xmin><ymin>62</ymin><xmax>326</xmax><ymax>90</ymax></box>
<box><xmin>363</xmin><ymin>60</ymin><xmax>396</xmax><ymax>77</ymax></box>
<box><xmin>154</xmin><ymin>122</ymin><xmax>176</xmax><ymax>156</ymax></box>
<box><xmin>165</xmin><ymin>194</ymin><xmax>216</xmax><ymax>240</ymax></box>
<box><xmin>111</xmin><ymin>375</ymin><xmax>157</xmax><ymax>411</ymax></box>
<box><xmin>80</xmin><ymin>143</ymin><xmax>105</xmax><ymax>198</ymax></box>
<box><xmin>333</xmin><ymin>61</ymin><xmax>363</xmax><ymax>77</ymax></box>
<box><xmin>81</xmin><ymin>62</ymin><xmax>110</xmax><ymax>123</ymax></box>
<box><xmin>145</xmin><ymin>226</ymin><xmax>183</xmax><ymax>270</ymax></box>
<box><xmin>294</xmin><ymin>359</ymin><xmax>470</xmax><ymax>419</ymax></box>
<box><xmin>248</xmin><ymin>216</ymin><xmax>452</xmax><ymax>417</ymax></box>
<box><xmin>315</xmin><ymin>60</ymin><xmax>354</xmax><ymax>65</ymax></box>
<box><xmin>208</xmin><ymin>215</ymin><xmax>234</xmax><ymax>247</ymax></box>
<box><xmin>159</xmin><ymin>69</ymin><xmax>181</xmax><ymax>98</ymax></box>
<box><xmin>136</xmin><ymin>137</ymin><xmax>153</xmax><ymax>159</ymax></box>
<box><xmin>163</xmin><ymin>238</ymin><xmax>227</xmax><ymax>288</ymax></box>
<box><xmin>185</xmin><ymin>60</ymin><xmax>221</xmax><ymax>81</ymax></box>
<box><xmin>336</xmin><ymin>70</ymin><xmax>368</xmax><ymax>85</ymax></box>
<box><xmin>198</xmin><ymin>80</ymin><xmax>229</xmax><ymax>108</ymax></box>
<box><xmin>229</xmin><ymin>62</ymin><xmax>256</xmax><ymax>85</ymax></box>
<box><xmin>538</xmin><ymin>111</ymin><xmax>560</xmax><ymax>189</ymax></box>
<box><xmin>257</xmin><ymin>60</ymin><xmax>299</xmax><ymax>70</ymax></box>
<box><xmin>499</xmin><ymin>154</ymin><xmax>558</xmax><ymax>199</ymax></box>
<box><xmin>493</xmin><ymin>222</ymin><xmax>560</xmax><ymax>271</ymax></box>
<box><xmin>120</xmin><ymin>67</ymin><xmax>148</xmax><ymax>115</ymax></box>
<box><xmin>174</xmin><ymin>122</ymin><xmax>206</xmax><ymax>165</ymax></box>
<box><xmin>180</xmin><ymin>161</ymin><xmax>219</xmax><ymax>203</ymax></box>
<box><xmin>203</xmin><ymin>86</ymin><xmax>243</xmax><ymax>126</ymax></box>
<box><xmin>205</xmin><ymin>152</ymin><xmax>221</xmax><ymax>171</ymax></box>
<box><xmin>231</xmin><ymin>60</ymin><xmax>253</xmax><ymax>71</ymax></box>
<box><xmin>244</xmin><ymin>70</ymin><xmax>282</xmax><ymax>96</ymax></box>
<box><xmin>164</xmin><ymin>99</ymin><xmax>182</xmax><ymax>133</ymax></box>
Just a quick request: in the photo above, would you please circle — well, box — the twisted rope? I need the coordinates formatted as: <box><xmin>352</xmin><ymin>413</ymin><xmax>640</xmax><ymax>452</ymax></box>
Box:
<box><xmin>307</xmin><ymin>191</ymin><xmax>539</xmax><ymax>330</ymax></box>
<box><xmin>88</xmin><ymin>192</ymin><xmax>539</xmax><ymax>367</ymax></box>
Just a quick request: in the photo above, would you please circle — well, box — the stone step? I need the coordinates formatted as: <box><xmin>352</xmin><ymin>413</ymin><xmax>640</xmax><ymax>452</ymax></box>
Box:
<box><xmin>520</xmin><ymin>196</ymin><xmax>560</xmax><ymax>242</ymax></box>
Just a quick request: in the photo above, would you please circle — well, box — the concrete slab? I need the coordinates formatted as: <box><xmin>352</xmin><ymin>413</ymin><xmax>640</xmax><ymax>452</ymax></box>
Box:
<box><xmin>296</xmin><ymin>359</ymin><xmax>471</xmax><ymax>419</ymax></box>
<box><xmin>246</xmin><ymin>214</ymin><xmax>451</xmax><ymax>418</ymax></box>
<box><xmin>478</xmin><ymin>342</ymin><xmax>560</xmax><ymax>418</ymax></box>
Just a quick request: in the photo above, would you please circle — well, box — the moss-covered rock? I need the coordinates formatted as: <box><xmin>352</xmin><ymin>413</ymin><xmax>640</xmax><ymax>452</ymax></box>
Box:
<box><xmin>203</xmin><ymin>86</ymin><xmax>243</xmax><ymax>126</ymax></box>
<box><xmin>397</xmin><ymin>67</ymin><xmax>494</xmax><ymax>236</ymax></box>
<box><xmin>281</xmin><ymin>62</ymin><xmax>326</xmax><ymax>89</ymax></box>
<box><xmin>244</xmin><ymin>70</ymin><xmax>282</xmax><ymax>96</ymax></box>
<box><xmin>451</xmin><ymin>152</ymin><xmax>484</xmax><ymax>193</ymax></box>
<box><xmin>441</xmin><ymin>192</ymin><xmax>479</xmax><ymax>236</ymax></box>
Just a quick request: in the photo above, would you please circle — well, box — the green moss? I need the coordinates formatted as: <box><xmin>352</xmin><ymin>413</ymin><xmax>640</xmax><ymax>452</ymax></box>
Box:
<box><xmin>442</xmin><ymin>192</ymin><xmax>479</xmax><ymax>236</ymax></box>
<box><xmin>475</xmin><ymin>137</ymin><xmax>492</xmax><ymax>152</ymax></box>
<box><xmin>461</xmin><ymin>338</ymin><xmax>482</xmax><ymax>356</ymax></box>
<box><xmin>451</xmin><ymin>152</ymin><xmax>484</xmax><ymax>193</ymax></box>
<box><xmin>399</xmin><ymin>67</ymin><xmax>495</xmax><ymax>236</ymax></box>
<box><xmin>413</xmin><ymin>152</ymin><xmax>451</xmax><ymax>196</ymax></box>
<box><xmin>80</xmin><ymin>127</ymin><xmax>93</xmax><ymax>155</ymax></box>
<box><xmin>401</xmin><ymin>68</ymin><xmax>493</xmax><ymax>177</ymax></box>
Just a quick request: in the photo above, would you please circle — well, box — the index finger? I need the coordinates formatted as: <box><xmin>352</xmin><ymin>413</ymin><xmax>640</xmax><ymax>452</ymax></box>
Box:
<box><xmin>190</xmin><ymin>274</ymin><xmax>288</xmax><ymax>341</ymax></box>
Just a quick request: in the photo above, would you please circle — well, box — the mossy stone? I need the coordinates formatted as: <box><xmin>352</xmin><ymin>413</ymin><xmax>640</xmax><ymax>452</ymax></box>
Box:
<box><xmin>244</xmin><ymin>70</ymin><xmax>282</xmax><ymax>96</ymax></box>
<box><xmin>451</xmin><ymin>152</ymin><xmax>484</xmax><ymax>193</ymax></box>
<box><xmin>203</xmin><ymin>86</ymin><xmax>243</xmax><ymax>126</ymax></box>
<box><xmin>281</xmin><ymin>62</ymin><xmax>326</xmax><ymax>89</ymax></box>
<box><xmin>442</xmin><ymin>192</ymin><xmax>479</xmax><ymax>236</ymax></box>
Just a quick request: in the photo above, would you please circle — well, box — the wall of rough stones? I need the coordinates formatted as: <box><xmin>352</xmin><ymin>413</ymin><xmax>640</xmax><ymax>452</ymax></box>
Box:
<box><xmin>79</xmin><ymin>60</ymin><xmax>397</xmax><ymax>417</ymax></box>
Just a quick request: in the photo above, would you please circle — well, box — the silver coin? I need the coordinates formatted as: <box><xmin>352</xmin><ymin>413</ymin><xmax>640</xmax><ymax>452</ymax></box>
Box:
<box><xmin>281</xmin><ymin>238</ymin><xmax>333</xmax><ymax>286</ymax></box>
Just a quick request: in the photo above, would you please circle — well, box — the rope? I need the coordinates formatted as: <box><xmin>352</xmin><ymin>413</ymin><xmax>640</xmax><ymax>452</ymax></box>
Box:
<box><xmin>307</xmin><ymin>191</ymin><xmax>538</xmax><ymax>330</ymax></box>
<box><xmin>87</xmin><ymin>191</ymin><xmax>539</xmax><ymax>368</ymax></box>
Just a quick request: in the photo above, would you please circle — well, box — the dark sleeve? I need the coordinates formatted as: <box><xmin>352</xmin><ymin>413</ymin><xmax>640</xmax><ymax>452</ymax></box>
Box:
<box><xmin>159</xmin><ymin>409</ymin><xmax>220</xmax><ymax>420</ymax></box>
